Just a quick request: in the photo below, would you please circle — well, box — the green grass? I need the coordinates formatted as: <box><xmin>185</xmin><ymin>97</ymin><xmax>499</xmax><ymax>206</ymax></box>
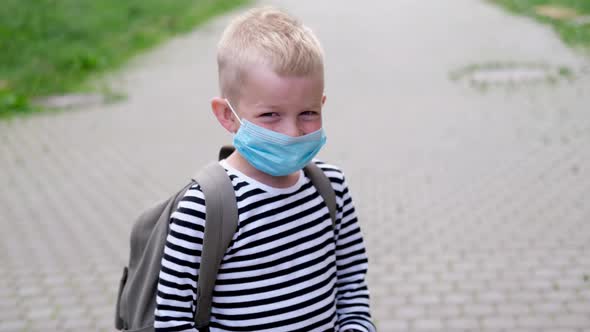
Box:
<box><xmin>491</xmin><ymin>0</ymin><xmax>590</xmax><ymax>50</ymax></box>
<box><xmin>0</xmin><ymin>0</ymin><xmax>249</xmax><ymax>118</ymax></box>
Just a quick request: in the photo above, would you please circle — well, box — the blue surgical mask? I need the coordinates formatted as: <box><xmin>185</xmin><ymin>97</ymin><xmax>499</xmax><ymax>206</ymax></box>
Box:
<box><xmin>225</xmin><ymin>99</ymin><xmax>327</xmax><ymax>177</ymax></box>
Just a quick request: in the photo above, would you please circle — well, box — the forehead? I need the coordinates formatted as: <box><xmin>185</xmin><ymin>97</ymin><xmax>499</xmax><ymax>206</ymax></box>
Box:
<box><xmin>240</xmin><ymin>64</ymin><xmax>324</xmax><ymax>108</ymax></box>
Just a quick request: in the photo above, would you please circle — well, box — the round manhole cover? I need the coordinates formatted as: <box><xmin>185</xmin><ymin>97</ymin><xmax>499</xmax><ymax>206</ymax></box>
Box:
<box><xmin>450</xmin><ymin>62</ymin><xmax>573</xmax><ymax>88</ymax></box>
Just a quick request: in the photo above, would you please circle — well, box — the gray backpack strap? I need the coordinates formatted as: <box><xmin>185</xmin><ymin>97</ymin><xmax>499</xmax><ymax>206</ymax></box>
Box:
<box><xmin>192</xmin><ymin>162</ymin><xmax>237</xmax><ymax>329</ymax></box>
<box><xmin>303</xmin><ymin>162</ymin><xmax>337</xmax><ymax>228</ymax></box>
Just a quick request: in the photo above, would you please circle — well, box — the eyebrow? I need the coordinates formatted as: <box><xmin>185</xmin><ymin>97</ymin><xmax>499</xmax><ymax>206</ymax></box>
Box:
<box><xmin>255</xmin><ymin>101</ymin><xmax>322</xmax><ymax>111</ymax></box>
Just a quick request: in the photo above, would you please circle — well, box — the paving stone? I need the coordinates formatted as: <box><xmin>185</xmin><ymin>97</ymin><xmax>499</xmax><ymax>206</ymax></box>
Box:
<box><xmin>25</xmin><ymin>308</ymin><xmax>56</xmax><ymax>320</ymax></box>
<box><xmin>477</xmin><ymin>291</ymin><xmax>507</xmax><ymax>304</ymax></box>
<box><xmin>411</xmin><ymin>294</ymin><xmax>441</xmax><ymax>305</ymax></box>
<box><xmin>393</xmin><ymin>282</ymin><xmax>422</xmax><ymax>295</ymax></box>
<box><xmin>424</xmin><ymin>282</ymin><xmax>454</xmax><ymax>293</ymax></box>
<box><xmin>94</xmin><ymin>319</ymin><xmax>116</xmax><ymax>332</ymax></box>
<box><xmin>379</xmin><ymin>295</ymin><xmax>408</xmax><ymax>306</ymax></box>
<box><xmin>533</xmin><ymin>302</ymin><xmax>567</xmax><ymax>314</ymax></box>
<box><xmin>0</xmin><ymin>320</ymin><xmax>26</xmax><ymax>332</ymax></box>
<box><xmin>414</xmin><ymin>319</ymin><xmax>443</xmax><ymax>330</ymax></box>
<box><xmin>444</xmin><ymin>293</ymin><xmax>473</xmax><ymax>305</ymax></box>
<box><xmin>463</xmin><ymin>304</ymin><xmax>495</xmax><ymax>317</ymax></box>
<box><xmin>458</xmin><ymin>280</ymin><xmax>487</xmax><ymax>292</ymax></box>
<box><xmin>447</xmin><ymin>318</ymin><xmax>480</xmax><ymax>329</ymax></box>
<box><xmin>58</xmin><ymin>307</ymin><xmax>88</xmax><ymax>320</ymax></box>
<box><xmin>565</xmin><ymin>301</ymin><xmax>590</xmax><ymax>314</ymax></box>
<box><xmin>578</xmin><ymin>289</ymin><xmax>590</xmax><ymax>301</ymax></box>
<box><xmin>510</xmin><ymin>291</ymin><xmax>545</xmax><ymax>304</ymax></box>
<box><xmin>23</xmin><ymin>300</ymin><xmax>55</xmax><ymax>317</ymax></box>
<box><xmin>482</xmin><ymin>316</ymin><xmax>517</xmax><ymax>329</ymax></box>
<box><xmin>469</xmin><ymin>270</ymin><xmax>499</xmax><ymax>282</ymax></box>
<box><xmin>523</xmin><ymin>279</ymin><xmax>554</xmax><ymax>291</ymax></box>
<box><xmin>61</xmin><ymin>317</ymin><xmax>95</xmax><ymax>330</ymax></box>
<box><xmin>413</xmin><ymin>274</ymin><xmax>437</xmax><ymax>284</ymax></box>
<box><xmin>425</xmin><ymin>304</ymin><xmax>462</xmax><ymax>319</ymax></box>
<box><xmin>553</xmin><ymin>314</ymin><xmax>590</xmax><ymax>328</ymax></box>
<box><xmin>0</xmin><ymin>295</ymin><xmax>18</xmax><ymax>313</ymax></box>
<box><xmin>377</xmin><ymin>319</ymin><xmax>409</xmax><ymax>331</ymax></box>
<box><xmin>28</xmin><ymin>320</ymin><xmax>61</xmax><ymax>332</ymax></box>
<box><xmin>517</xmin><ymin>315</ymin><xmax>557</xmax><ymax>328</ymax></box>
<box><xmin>89</xmin><ymin>305</ymin><xmax>115</xmax><ymax>322</ymax></box>
<box><xmin>394</xmin><ymin>306</ymin><xmax>425</xmax><ymax>319</ymax></box>
<box><xmin>440</xmin><ymin>272</ymin><xmax>467</xmax><ymax>283</ymax></box>
<box><xmin>0</xmin><ymin>310</ymin><xmax>23</xmax><ymax>324</ymax></box>
<box><xmin>42</xmin><ymin>275</ymin><xmax>68</xmax><ymax>287</ymax></box>
<box><xmin>534</xmin><ymin>269</ymin><xmax>562</xmax><ymax>279</ymax></box>
<box><xmin>553</xmin><ymin>277</ymin><xmax>586</xmax><ymax>290</ymax></box>
<box><xmin>418</xmin><ymin>262</ymin><xmax>448</xmax><ymax>274</ymax></box>
<box><xmin>496</xmin><ymin>303</ymin><xmax>531</xmax><ymax>315</ymax></box>
<box><xmin>544</xmin><ymin>290</ymin><xmax>579</xmax><ymax>302</ymax></box>
<box><xmin>47</xmin><ymin>285</ymin><xmax>76</xmax><ymax>298</ymax></box>
<box><xmin>0</xmin><ymin>287</ymin><xmax>15</xmax><ymax>299</ymax></box>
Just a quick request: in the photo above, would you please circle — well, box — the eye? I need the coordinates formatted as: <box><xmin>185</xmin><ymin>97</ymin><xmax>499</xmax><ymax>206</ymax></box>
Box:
<box><xmin>260</xmin><ymin>112</ymin><xmax>280</xmax><ymax>118</ymax></box>
<box><xmin>300</xmin><ymin>111</ymin><xmax>319</xmax><ymax>119</ymax></box>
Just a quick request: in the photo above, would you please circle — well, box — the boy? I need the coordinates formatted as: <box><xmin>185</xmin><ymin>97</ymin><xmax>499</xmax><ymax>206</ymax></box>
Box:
<box><xmin>154</xmin><ymin>7</ymin><xmax>375</xmax><ymax>332</ymax></box>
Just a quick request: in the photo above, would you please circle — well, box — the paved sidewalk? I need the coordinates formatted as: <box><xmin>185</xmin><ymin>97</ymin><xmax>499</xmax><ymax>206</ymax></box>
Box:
<box><xmin>1</xmin><ymin>0</ymin><xmax>590</xmax><ymax>331</ymax></box>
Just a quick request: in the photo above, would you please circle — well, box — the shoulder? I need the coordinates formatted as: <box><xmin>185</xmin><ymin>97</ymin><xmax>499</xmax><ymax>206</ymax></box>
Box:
<box><xmin>179</xmin><ymin>182</ymin><xmax>205</xmax><ymax>205</ymax></box>
<box><xmin>313</xmin><ymin>159</ymin><xmax>346</xmax><ymax>181</ymax></box>
<box><xmin>312</xmin><ymin>159</ymin><xmax>349</xmax><ymax>196</ymax></box>
<box><xmin>170</xmin><ymin>182</ymin><xmax>206</xmax><ymax>225</ymax></box>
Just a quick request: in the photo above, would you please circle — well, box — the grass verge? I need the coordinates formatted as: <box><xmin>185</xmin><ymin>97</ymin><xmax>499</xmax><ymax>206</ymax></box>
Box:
<box><xmin>0</xmin><ymin>0</ymin><xmax>249</xmax><ymax>118</ymax></box>
<box><xmin>490</xmin><ymin>0</ymin><xmax>590</xmax><ymax>51</ymax></box>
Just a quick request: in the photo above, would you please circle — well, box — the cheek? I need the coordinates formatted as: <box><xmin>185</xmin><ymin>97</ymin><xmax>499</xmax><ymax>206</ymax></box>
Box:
<box><xmin>257</xmin><ymin>121</ymin><xmax>277</xmax><ymax>131</ymax></box>
<box><xmin>302</xmin><ymin>118</ymin><xmax>322</xmax><ymax>133</ymax></box>
<box><xmin>250</xmin><ymin>119</ymin><xmax>280</xmax><ymax>133</ymax></box>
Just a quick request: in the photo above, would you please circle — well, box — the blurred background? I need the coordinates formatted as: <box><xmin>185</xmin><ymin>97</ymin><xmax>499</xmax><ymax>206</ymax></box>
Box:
<box><xmin>1</xmin><ymin>0</ymin><xmax>589</xmax><ymax>331</ymax></box>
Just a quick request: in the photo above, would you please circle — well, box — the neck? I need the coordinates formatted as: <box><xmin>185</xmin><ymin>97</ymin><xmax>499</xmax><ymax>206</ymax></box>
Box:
<box><xmin>226</xmin><ymin>152</ymin><xmax>300</xmax><ymax>188</ymax></box>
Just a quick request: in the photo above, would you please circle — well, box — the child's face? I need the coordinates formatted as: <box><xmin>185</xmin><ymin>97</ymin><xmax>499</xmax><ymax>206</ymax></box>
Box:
<box><xmin>233</xmin><ymin>65</ymin><xmax>325</xmax><ymax>137</ymax></box>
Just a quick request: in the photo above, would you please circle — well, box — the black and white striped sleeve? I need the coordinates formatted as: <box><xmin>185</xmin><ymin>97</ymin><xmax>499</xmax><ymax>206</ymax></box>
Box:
<box><xmin>319</xmin><ymin>163</ymin><xmax>376</xmax><ymax>332</ymax></box>
<box><xmin>154</xmin><ymin>184</ymin><xmax>204</xmax><ymax>332</ymax></box>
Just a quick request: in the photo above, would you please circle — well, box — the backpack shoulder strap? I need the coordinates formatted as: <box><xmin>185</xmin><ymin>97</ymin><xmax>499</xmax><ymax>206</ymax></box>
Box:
<box><xmin>303</xmin><ymin>162</ymin><xmax>337</xmax><ymax>228</ymax></box>
<box><xmin>192</xmin><ymin>162</ymin><xmax>237</xmax><ymax>329</ymax></box>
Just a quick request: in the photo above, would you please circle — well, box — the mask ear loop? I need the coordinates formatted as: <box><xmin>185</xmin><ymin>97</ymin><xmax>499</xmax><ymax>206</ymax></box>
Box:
<box><xmin>225</xmin><ymin>99</ymin><xmax>243</xmax><ymax>125</ymax></box>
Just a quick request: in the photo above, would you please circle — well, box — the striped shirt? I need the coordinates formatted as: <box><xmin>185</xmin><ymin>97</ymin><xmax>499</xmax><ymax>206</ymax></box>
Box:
<box><xmin>155</xmin><ymin>160</ymin><xmax>375</xmax><ymax>332</ymax></box>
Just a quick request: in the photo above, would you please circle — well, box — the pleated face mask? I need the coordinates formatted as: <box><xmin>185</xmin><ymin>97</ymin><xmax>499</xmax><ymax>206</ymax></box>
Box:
<box><xmin>226</xmin><ymin>99</ymin><xmax>327</xmax><ymax>177</ymax></box>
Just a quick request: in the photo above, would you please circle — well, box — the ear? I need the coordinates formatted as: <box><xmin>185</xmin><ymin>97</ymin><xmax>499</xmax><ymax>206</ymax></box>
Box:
<box><xmin>211</xmin><ymin>97</ymin><xmax>239</xmax><ymax>133</ymax></box>
<box><xmin>321</xmin><ymin>94</ymin><xmax>327</xmax><ymax>106</ymax></box>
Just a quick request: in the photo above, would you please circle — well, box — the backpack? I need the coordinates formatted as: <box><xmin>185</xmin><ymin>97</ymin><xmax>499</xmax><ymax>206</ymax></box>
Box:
<box><xmin>114</xmin><ymin>146</ymin><xmax>337</xmax><ymax>332</ymax></box>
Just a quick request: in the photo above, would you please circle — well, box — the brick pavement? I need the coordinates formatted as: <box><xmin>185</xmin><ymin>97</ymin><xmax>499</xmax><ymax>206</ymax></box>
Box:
<box><xmin>1</xmin><ymin>0</ymin><xmax>590</xmax><ymax>331</ymax></box>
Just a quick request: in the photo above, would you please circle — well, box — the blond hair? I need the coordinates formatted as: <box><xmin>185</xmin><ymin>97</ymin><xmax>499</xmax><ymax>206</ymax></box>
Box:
<box><xmin>217</xmin><ymin>7</ymin><xmax>324</xmax><ymax>101</ymax></box>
